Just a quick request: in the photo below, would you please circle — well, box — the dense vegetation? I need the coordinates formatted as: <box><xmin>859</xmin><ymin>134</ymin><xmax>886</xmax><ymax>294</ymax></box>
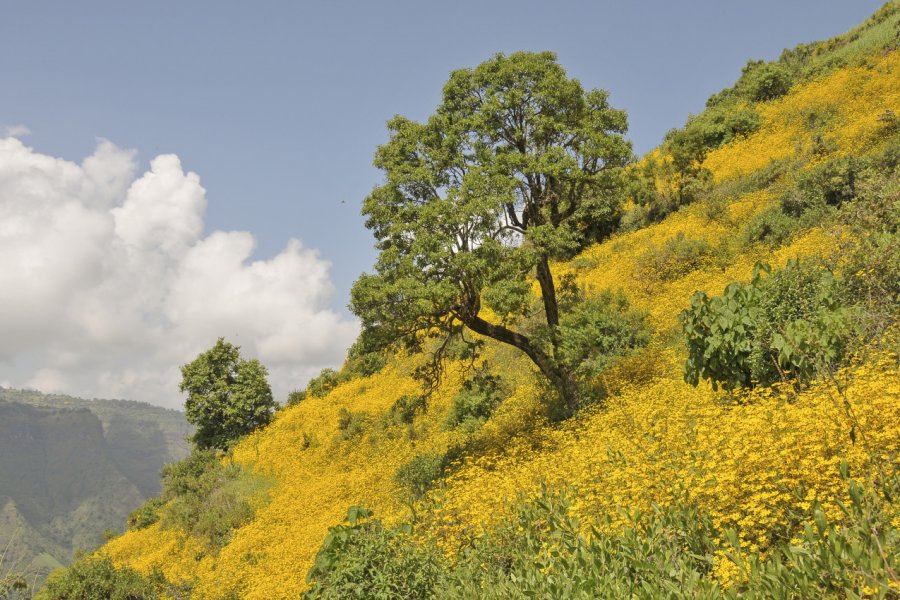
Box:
<box><xmin>35</xmin><ymin>4</ymin><xmax>900</xmax><ymax>599</ymax></box>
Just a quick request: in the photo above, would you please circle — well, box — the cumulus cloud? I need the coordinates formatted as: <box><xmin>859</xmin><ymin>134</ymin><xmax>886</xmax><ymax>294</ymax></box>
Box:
<box><xmin>0</xmin><ymin>137</ymin><xmax>359</xmax><ymax>408</ymax></box>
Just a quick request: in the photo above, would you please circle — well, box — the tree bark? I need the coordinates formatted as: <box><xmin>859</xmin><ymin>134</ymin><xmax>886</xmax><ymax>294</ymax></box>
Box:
<box><xmin>461</xmin><ymin>312</ymin><xmax>583</xmax><ymax>413</ymax></box>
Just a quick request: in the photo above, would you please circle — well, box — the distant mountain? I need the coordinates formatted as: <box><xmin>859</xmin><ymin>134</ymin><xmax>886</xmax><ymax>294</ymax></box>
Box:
<box><xmin>0</xmin><ymin>388</ymin><xmax>191</xmax><ymax>587</ymax></box>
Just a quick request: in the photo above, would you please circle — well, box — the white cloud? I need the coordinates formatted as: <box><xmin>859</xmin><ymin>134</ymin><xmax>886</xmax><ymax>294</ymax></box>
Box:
<box><xmin>0</xmin><ymin>137</ymin><xmax>359</xmax><ymax>408</ymax></box>
<box><xmin>4</xmin><ymin>125</ymin><xmax>30</xmax><ymax>138</ymax></box>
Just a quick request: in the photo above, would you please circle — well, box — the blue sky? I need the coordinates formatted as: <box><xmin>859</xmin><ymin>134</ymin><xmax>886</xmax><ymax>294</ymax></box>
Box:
<box><xmin>2</xmin><ymin>1</ymin><xmax>884</xmax><ymax>303</ymax></box>
<box><xmin>0</xmin><ymin>1</ymin><xmax>886</xmax><ymax>406</ymax></box>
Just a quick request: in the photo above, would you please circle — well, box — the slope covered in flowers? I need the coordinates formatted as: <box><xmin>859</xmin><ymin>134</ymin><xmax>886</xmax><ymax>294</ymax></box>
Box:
<box><xmin>96</xmin><ymin>14</ymin><xmax>900</xmax><ymax>600</ymax></box>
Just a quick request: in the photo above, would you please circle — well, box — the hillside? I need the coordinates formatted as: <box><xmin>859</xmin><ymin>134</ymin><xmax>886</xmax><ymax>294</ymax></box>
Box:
<box><xmin>0</xmin><ymin>390</ymin><xmax>191</xmax><ymax>589</ymax></box>
<box><xmin>56</xmin><ymin>4</ymin><xmax>899</xmax><ymax>599</ymax></box>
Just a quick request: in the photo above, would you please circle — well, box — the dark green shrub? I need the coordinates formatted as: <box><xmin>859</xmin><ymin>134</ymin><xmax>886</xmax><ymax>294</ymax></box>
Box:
<box><xmin>742</xmin><ymin>206</ymin><xmax>797</xmax><ymax>246</ymax></box>
<box><xmin>286</xmin><ymin>389</ymin><xmax>307</xmax><ymax>405</ymax></box>
<box><xmin>444</xmin><ymin>370</ymin><xmax>507</xmax><ymax>432</ymax></box>
<box><xmin>781</xmin><ymin>156</ymin><xmax>866</xmax><ymax>216</ymax></box>
<box><xmin>343</xmin><ymin>338</ymin><xmax>388</xmax><ymax>378</ymax></box>
<box><xmin>737</xmin><ymin>60</ymin><xmax>793</xmax><ymax>102</ymax></box>
<box><xmin>394</xmin><ymin>452</ymin><xmax>449</xmax><ymax>499</ymax></box>
<box><xmin>680</xmin><ymin>260</ymin><xmax>858</xmax><ymax>391</ymax></box>
<box><xmin>558</xmin><ymin>292</ymin><xmax>650</xmax><ymax>396</ymax></box>
<box><xmin>304</xmin><ymin>507</ymin><xmax>443</xmax><ymax>600</ymax></box>
<box><xmin>337</xmin><ymin>408</ymin><xmax>367</xmax><ymax>441</ymax></box>
<box><xmin>40</xmin><ymin>555</ymin><xmax>159</xmax><ymax>600</ymax></box>
<box><xmin>126</xmin><ymin>497</ymin><xmax>165</xmax><ymax>531</ymax></box>
<box><xmin>389</xmin><ymin>394</ymin><xmax>427</xmax><ymax>425</ymax></box>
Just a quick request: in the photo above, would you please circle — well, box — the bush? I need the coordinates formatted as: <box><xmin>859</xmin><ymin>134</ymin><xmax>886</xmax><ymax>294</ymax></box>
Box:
<box><xmin>742</xmin><ymin>206</ymin><xmax>797</xmax><ymax>247</ymax></box>
<box><xmin>158</xmin><ymin>449</ymin><xmax>266</xmax><ymax>550</ymax></box>
<box><xmin>781</xmin><ymin>156</ymin><xmax>866</xmax><ymax>217</ymax></box>
<box><xmin>737</xmin><ymin>60</ymin><xmax>793</xmax><ymax>102</ymax></box>
<box><xmin>337</xmin><ymin>408</ymin><xmax>367</xmax><ymax>441</ymax></box>
<box><xmin>444</xmin><ymin>370</ymin><xmax>507</xmax><ymax>432</ymax></box>
<box><xmin>636</xmin><ymin>232</ymin><xmax>712</xmax><ymax>282</ymax></box>
<box><xmin>394</xmin><ymin>452</ymin><xmax>450</xmax><ymax>499</ymax></box>
<box><xmin>286</xmin><ymin>389</ymin><xmax>307</xmax><ymax>405</ymax></box>
<box><xmin>389</xmin><ymin>395</ymin><xmax>427</xmax><ymax>425</ymax></box>
<box><xmin>126</xmin><ymin>497</ymin><xmax>165</xmax><ymax>531</ymax></box>
<box><xmin>680</xmin><ymin>260</ymin><xmax>857</xmax><ymax>391</ymax></box>
<box><xmin>39</xmin><ymin>555</ymin><xmax>160</xmax><ymax>600</ymax></box>
<box><xmin>306</xmin><ymin>369</ymin><xmax>342</xmax><ymax>398</ymax></box>
<box><xmin>304</xmin><ymin>507</ymin><xmax>443</xmax><ymax>600</ymax></box>
<box><xmin>557</xmin><ymin>292</ymin><xmax>650</xmax><ymax>397</ymax></box>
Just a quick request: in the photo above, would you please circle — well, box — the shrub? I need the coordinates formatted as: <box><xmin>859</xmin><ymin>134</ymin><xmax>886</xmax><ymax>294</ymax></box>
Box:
<box><xmin>737</xmin><ymin>60</ymin><xmax>793</xmax><ymax>102</ymax></box>
<box><xmin>680</xmin><ymin>260</ymin><xmax>857</xmax><ymax>391</ymax></box>
<box><xmin>286</xmin><ymin>389</ymin><xmax>307</xmax><ymax>406</ymax></box>
<box><xmin>306</xmin><ymin>369</ymin><xmax>342</xmax><ymax>398</ymax></box>
<box><xmin>304</xmin><ymin>507</ymin><xmax>443</xmax><ymax>600</ymax></box>
<box><xmin>158</xmin><ymin>449</ymin><xmax>266</xmax><ymax>550</ymax></box>
<box><xmin>557</xmin><ymin>291</ymin><xmax>650</xmax><ymax>397</ymax></box>
<box><xmin>394</xmin><ymin>452</ymin><xmax>449</xmax><ymax>499</ymax></box>
<box><xmin>126</xmin><ymin>497</ymin><xmax>165</xmax><ymax>531</ymax></box>
<box><xmin>742</xmin><ymin>206</ymin><xmax>796</xmax><ymax>247</ymax></box>
<box><xmin>443</xmin><ymin>488</ymin><xmax>720</xmax><ymax>599</ymax></box>
<box><xmin>636</xmin><ymin>232</ymin><xmax>712</xmax><ymax>282</ymax></box>
<box><xmin>39</xmin><ymin>555</ymin><xmax>160</xmax><ymax>600</ymax></box>
<box><xmin>389</xmin><ymin>394</ymin><xmax>427</xmax><ymax>425</ymax></box>
<box><xmin>337</xmin><ymin>408</ymin><xmax>367</xmax><ymax>441</ymax></box>
<box><xmin>781</xmin><ymin>156</ymin><xmax>866</xmax><ymax>217</ymax></box>
<box><xmin>444</xmin><ymin>370</ymin><xmax>507</xmax><ymax>432</ymax></box>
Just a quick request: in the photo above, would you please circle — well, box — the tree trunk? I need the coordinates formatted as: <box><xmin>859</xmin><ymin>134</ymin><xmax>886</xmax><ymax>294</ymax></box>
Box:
<box><xmin>462</xmin><ymin>312</ymin><xmax>583</xmax><ymax>413</ymax></box>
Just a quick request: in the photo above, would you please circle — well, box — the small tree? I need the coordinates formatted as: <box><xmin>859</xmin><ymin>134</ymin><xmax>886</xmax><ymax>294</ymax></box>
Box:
<box><xmin>180</xmin><ymin>338</ymin><xmax>275</xmax><ymax>451</ymax></box>
<box><xmin>351</xmin><ymin>51</ymin><xmax>631</xmax><ymax>412</ymax></box>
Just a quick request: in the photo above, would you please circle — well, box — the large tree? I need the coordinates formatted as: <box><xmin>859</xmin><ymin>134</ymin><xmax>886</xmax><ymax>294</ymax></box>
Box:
<box><xmin>351</xmin><ymin>51</ymin><xmax>631</xmax><ymax>412</ymax></box>
<box><xmin>180</xmin><ymin>338</ymin><xmax>276</xmax><ymax>451</ymax></box>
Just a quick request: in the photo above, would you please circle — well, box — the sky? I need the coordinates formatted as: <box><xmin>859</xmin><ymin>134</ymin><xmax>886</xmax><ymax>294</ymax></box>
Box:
<box><xmin>0</xmin><ymin>1</ymin><xmax>886</xmax><ymax>409</ymax></box>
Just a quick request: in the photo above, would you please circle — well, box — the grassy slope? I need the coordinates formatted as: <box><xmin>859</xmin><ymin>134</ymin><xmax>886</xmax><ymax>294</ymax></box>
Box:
<box><xmin>100</xmin><ymin>7</ymin><xmax>900</xmax><ymax>599</ymax></box>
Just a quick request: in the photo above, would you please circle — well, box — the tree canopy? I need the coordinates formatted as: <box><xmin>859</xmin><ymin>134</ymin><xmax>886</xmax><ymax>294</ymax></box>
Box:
<box><xmin>351</xmin><ymin>51</ymin><xmax>632</xmax><ymax>411</ymax></box>
<box><xmin>179</xmin><ymin>338</ymin><xmax>276</xmax><ymax>451</ymax></box>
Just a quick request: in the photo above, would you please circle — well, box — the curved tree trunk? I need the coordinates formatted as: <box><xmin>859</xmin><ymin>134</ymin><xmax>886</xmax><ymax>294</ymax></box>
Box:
<box><xmin>461</xmin><ymin>312</ymin><xmax>583</xmax><ymax>414</ymax></box>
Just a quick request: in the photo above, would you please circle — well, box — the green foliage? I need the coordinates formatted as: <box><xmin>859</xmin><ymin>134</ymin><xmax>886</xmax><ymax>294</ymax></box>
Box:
<box><xmin>126</xmin><ymin>497</ymin><xmax>164</xmax><ymax>531</ymax></box>
<box><xmin>307</xmin><ymin>472</ymin><xmax>900</xmax><ymax>599</ymax></box>
<box><xmin>444</xmin><ymin>370</ymin><xmax>507</xmax><ymax>432</ymax></box>
<box><xmin>351</xmin><ymin>50</ymin><xmax>632</xmax><ymax>412</ymax></box>
<box><xmin>305</xmin><ymin>369</ymin><xmax>342</xmax><ymax>399</ymax></box>
<box><xmin>39</xmin><ymin>555</ymin><xmax>159</xmax><ymax>600</ymax></box>
<box><xmin>389</xmin><ymin>395</ymin><xmax>427</xmax><ymax>425</ymax></box>
<box><xmin>742</xmin><ymin>206</ymin><xmax>797</xmax><ymax>247</ymax></box>
<box><xmin>337</xmin><ymin>409</ymin><xmax>367</xmax><ymax>441</ymax></box>
<box><xmin>557</xmin><ymin>291</ymin><xmax>650</xmax><ymax>394</ymax></box>
<box><xmin>781</xmin><ymin>156</ymin><xmax>866</xmax><ymax>217</ymax></box>
<box><xmin>304</xmin><ymin>507</ymin><xmax>443</xmax><ymax>600</ymax></box>
<box><xmin>286</xmin><ymin>389</ymin><xmax>307</xmax><ymax>406</ymax></box>
<box><xmin>681</xmin><ymin>260</ymin><xmax>858</xmax><ymax>391</ymax></box>
<box><xmin>394</xmin><ymin>452</ymin><xmax>450</xmax><ymax>499</ymax></box>
<box><xmin>157</xmin><ymin>449</ymin><xmax>267</xmax><ymax>551</ymax></box>
<box><xmin>737</xmin><ymin>61</ymin><xmax>793</xmax><ymax>102</ymax></box>
<box><xmin>444</xmin><ymin>489</ymin><xmax>720</xmax><ymax>599</ymax></box>
<box><xmin>637</xmin><ymin>232</ymin><xmax>712</xmax><ymax>282</ymax></box>
<box><xmin>180</xmin><ymin>338</ymin><xmax>276</xmax><ymax>451</ymax></box>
